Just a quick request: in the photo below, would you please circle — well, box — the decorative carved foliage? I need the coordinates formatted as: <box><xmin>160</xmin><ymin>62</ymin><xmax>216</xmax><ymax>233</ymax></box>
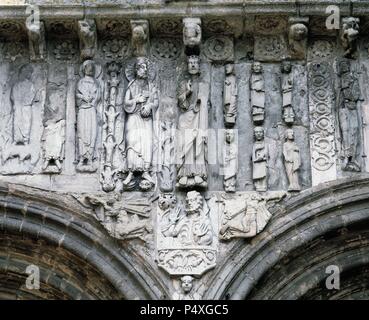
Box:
<box><xmin>47</xmin><ymin>21</ymin><xmax>76</xmax><ymax>37</ymax></box>
<box><xmin>101</xmin><ymin>38</ymin><xmax>129</xmax><ymax>60</ymax></box>
<box><xmin>203</xmin><ymin>36</ymin><xmax>234</xmax><ymax>62</ymax></box>
<box><xmin>153</xmin><ymin>19</ymin><xmax>182</xmax><ymax>35</ymax></box>
<box><xmin>53</xmin><ymin>40</ymin><xmax>77</xmax><ymax>61</ymax></box>
<box><xmin>152</xmin><ymin>37</ymin><xmax>181</xmax><ymax>61</ymax></box>
<box><xmin>254</xmin><ymin>16</ymin><xmax>287</xmax><ymax>35</ymax></box>
<box><xmin>254</xmin><ymin>35</ymin><xmax>287</xmax><ymax>61</ymax></box>
<box><xmin>104</xmin><ymin>20</ymin><xmax>130</xmax><ymax>36</ymax></box>
<box><xmin>308</xmin><ymin>39</ymin><xmax>334</xmax><ymax>60</ymax></box>
<box><xmin>0</xmin><ymin>21</ymin><xmax>25</xmax><ymax>39</ymax></box>
<box><xmin>203</xmin><ymin>19</ymin><xmax>232</xmax><ymax>34</ymax></box>
<box><xmin>308</xmin><ymin>62</ymin><xmax>337</xmax><ymax>184</ymax></box>
<box><xmin>3</xmin><ymin>41</ymin><xmax>27</xmax><ymax>61</ymax></box>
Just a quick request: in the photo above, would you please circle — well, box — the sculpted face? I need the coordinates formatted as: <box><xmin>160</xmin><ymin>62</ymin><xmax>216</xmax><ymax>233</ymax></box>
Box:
<box><xmin>19</xmin><ymin>65</ymin><xmax>33</xmax><ymax>80</ymax></box>
<box><xmin>291</xmin><ymin>23</ymin><xmax>308</xmax><ymax>41</ymax></box>
<box><xmin>225</xmin><ymin>63</ymin><xmax>234</xmax><ymax>75</ymax></box>
<box><xmin>136</xmin><ymin>60</ymin><xmax>148</xmax><ymax>79</ymax></box>
<box><xmin>225</xmin><ymin>129</ymin><xmax>235</xmax><ymax>143</ymax></box>
<box><xmin>186</xmin><ymin>191</ymin><xmax>202</xmax><ymax>214</ymax></box>
<box><xmin>282</xmin><ymin>61</ymin><xmax>291</xmax><ymax>73</ymax></box>
<box><xmin>188</xmin><ymin>56</ymin><xmax>200</xmax><ymax>75</ymax></box>
<box><xmin>252</xmin><ymin>62</ymin><xmax>262</xmax><ymax>73</ymax></box>
<box><xmin>286</xmin><ymin>129</ymin><xmax>294</xmax><ymax>140</ymax></box>
<box><xmin>181</xmin><ymin>276</ymin><xmax>193</xmax><ymax>293</ymax></box>
<box><xmin>254</xmin><ymin>127</ymin><xmax>264</xmax><ymax>141</ymax></box>
<box><xmin>84</xmin><ymin>61</ymin><xmax>95</xmax><ymax>76</ymax></box>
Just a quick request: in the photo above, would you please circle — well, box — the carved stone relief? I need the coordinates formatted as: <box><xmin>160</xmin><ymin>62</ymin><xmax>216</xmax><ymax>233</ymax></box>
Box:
<box><xmin>203</xmin><ymin>36</ymin><xmax>234</xmax><ymax>62</ymax></box>
<box><xmin>308</xmin><ymin>61</ymin><xmax>337</xmax><ymax>185</ymax></box>
<box><xmin>176</xmin><ymin>55</ymin><xmax>209</xmax><ymax>188</ymax></box>
<box><xmin>172</xmin><ymin>276</ymin><xmax>201</xmax><ymax>300</ymax></box>
<box><xmin>250</xmin><ymin>62</ymin><xmax>265</xmax><ymax>124</ymax></box>
<box><xmin>254</xmin><ymin>35</ymin><xmax>287</xmax><ymax>62</ymax></box>
<box><xmin>288</xmin><ymin>18</ymin><xmax>308</xmax><ymax>60</ymax></box>
<box><xmin>219</xmin><ymin>191</ymin><xmax>285</xmax><ymax>240</ymax></box>
<box><xmin>122</xmin><ymin>57</ymin><xmax>158</xmax><ymax>191</ymax></box>
<box><xmin>183</xmin><ymin>18</ymin><xmax>201</xmax><ymax>55</ymax></box>
<box><xmin>223</xmin><ymin>129</ymin><xmax>238</xmax><ymax>193</ymax></box>
<box><xmin>252</xmin><ymin>126</ymin><xmax>268</xmax><ymax>192</ymax></box>
<box><xmin>156</xmin><ymin>191</ymin><xmax>218</xmax><ymax>276</ymax></box>
<box><xmin>341</xmin><ymin>17</ymin><xmax>360</xmax><ymax>59</ymax></box>
<box><xmin>281</xmin><ymin>61</ymin><xmax>295</xmax><ymax>125</ymax></box>
<box><xmin>283</xmin><ymin>129</ymin><xmax>301</xmax><ymax>191</ymax></box>
<box><xmin>337</xmin><ymin>59</ymin><xmax>362</xmax><ymax>172</ymax></box>
<box><xmin>27</xmin><ymin>20</ymin><xmax>46</xmax><ymax>62</ymax></box>
<box><xmin>223</xmin><ymin>63</ymin><xmax>238</xmax><ymax>127</ymax></box>
<box><xmin>75</xmin><ymin>60</ymin><xmax>102</xmax><ymax>173</ymax></box>
<box><xmin>131</xmin><ymin>20</ymin><xmax>149</xmax><ymax>57</ymax></box>
<box><xmin>78</xmin><ymin>19</ymin><xmax>97</xmax><ymax>60</ymax></box>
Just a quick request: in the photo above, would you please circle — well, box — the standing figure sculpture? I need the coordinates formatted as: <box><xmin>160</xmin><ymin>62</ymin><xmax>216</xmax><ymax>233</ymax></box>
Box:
<box><xmin>75</xmin><ymin>60</ymin><xmax>101</xmax><ymax>172</ymax></box>
<box><xmin>283</xmin><ymin>129</ymin><xmax>301</xmax><ymax>191</ymax></box>
<box><xmin>223</xmin><ymin>63</ymin><xmax>238</xmax><ymax>127</ymax></box>
<box><xmin>176</xmin><ymin>55</ymin><xmax>209</xmax><ymax>188</ymax></box>
<box><xmin>223</xmin><ymin>129</ymin><xmax>237</xmax><ymax>193</ymax></box>
<box><xmin>252</xmin><ymin>126</ymin><xmax>268</xmax><ymax>192</ymax></box>
<box><xmin>338</xmin><ymin>60</ymin><xmax>361</xmax><ymax>172</ymax></box>
<box><xmin>11</xmin><ymin>65</ymin><xmax>38</xmax><ymax>145</ymax></box>
<box><xmin>123</xmin><ymin>57</ymin><xmax>158</xmax><ymax>190</ymax></box>
<box><xmin>281</xmin><ymin>61</ymin><xmax>295</xmax><ymax>125</ymax></box>
<box><xmin>250</xmin><ymin>62</ymin><xmax>265</xmax><ymax>124</ymax></box>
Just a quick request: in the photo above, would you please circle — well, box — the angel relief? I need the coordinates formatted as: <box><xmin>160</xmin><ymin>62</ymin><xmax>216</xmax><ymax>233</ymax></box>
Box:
<box><xmin>121</xmin><ymin>57</ymin><xmax>159</xmax><ymax>191</ymax></box>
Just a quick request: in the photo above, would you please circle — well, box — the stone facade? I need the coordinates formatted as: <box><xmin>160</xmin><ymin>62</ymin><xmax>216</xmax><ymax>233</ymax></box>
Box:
<box><xmin>1</xmin><ymin>0</ymin><xmax>369</xmax><ymax>300</ymax></box>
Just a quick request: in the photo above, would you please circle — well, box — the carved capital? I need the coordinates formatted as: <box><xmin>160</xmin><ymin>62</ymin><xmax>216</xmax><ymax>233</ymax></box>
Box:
<box><xmin>130</xmin><ymin>19</ymin><xmax>149</xmax><ymax>57</ymax></box>
<box><xmin>78</xmin><ymin>19</ymin><xmax>97</xmax><ymax>60</ymax></box>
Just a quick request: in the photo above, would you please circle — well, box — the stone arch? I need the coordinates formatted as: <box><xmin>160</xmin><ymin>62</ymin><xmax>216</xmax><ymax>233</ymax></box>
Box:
<box><xmin>0</xmin><ymin>182</ymin><xmax>168</xmax><ymax>300</ymax></box>
<box><xmin>204</xmin><ymin>176</ymin><xmax>369</xmax><ymax>300</ymax></box>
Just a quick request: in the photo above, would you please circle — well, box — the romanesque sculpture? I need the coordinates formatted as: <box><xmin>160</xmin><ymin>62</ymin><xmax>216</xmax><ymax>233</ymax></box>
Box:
<box><xmin>308</xmin><ymin>61</ymin><xmax>337</xmax><ymax>186</ymax></box>
<box><xmin>131</xmin><ymin>20</ymin><xmax>149</xmax><ymax>57</ymax></box>
<box><xmin>288</xmin><ymin>22</ymin><xmax>308</xmax><ymax>60</ymax></box>
<box><xmin>252</xmin><ymin>126</ymin><xmax>268</xmax><ymax>192</ymax></box>
<box><xmin>250</xmin><ymin>62</ymin><xmax>265</xmax><ymax>124</ymax></box>
<box><xmin>11</xmin><ymin>65</ymin><xmax>38</xmax><ymax>145</ymax></box>
<box><xmin>281</xmin><ymin>61</ymin><xmax>295</xmax><ymax>125</ymax></box>
<box><xmin>176</xmin><ymin>55</ymin><xmax>209</xmax><ymax>188</ymax></box>
<box><xmin>160</xmin><ymin>191</ymin><xmax>213</xmax><ymax>246</ymax></box>
<box><xmin>159</xmin><ymin>121</ymin><xmax>175</xmax><ymax>193</ymax></box>
<box><xmin>75</xmin><ymin>60</ymin><xmax>101</xmax><ymax>172</ymax></box>
<box><xmin>27</xmin><ymin>20</ymin><xmax>46</xmax><ymax>61</ymax></box>
<box><xmin>338</xmin><ymin>59</ymin><xmax>361</xmax><ymax>172</ymax></box>
<box><xmin>172</xmin><ymin>276</ymin><xmax>201</xmax><ymax>300</ymax></box>
<box><xmin>101</xmin><ymin>62</ymin><xmax>121</xmax><ymax>192</ymax></box>
<box><xmin>78</xmin><ymin>19</ymin><xmax>97</xmax><ymax>60</ymax></box>
<box><xmin>157</xmin><ymin>191</ymin><xmax>217</xmax><ymax>276</ymax></box>
<box><xmin>341</xmin><ymin>17</ymin><xmax>359</xmax><ymax>59</ymax></box>
<box><xmin>219</xmin><ymin>192</ymin><xmax>285</xmax><ymax>240</ymax></box>
<box><xmin>223</xmin><ymin>129</ymin><xmax>237</xmax><ymax>193</ymax></box>
<box><xmin>283</xmin><ymin>129</ymin><xmax>301</xmax><ymax>191</ymax></box>
<box><xmin>76</xmin><ymin>194</ymin><xmax>152</xmax><ymax>241</ymax></box>
<box><xmin>223</xmin><ymin>63</ymin><xmax>238</xmax><ymax>127</ymax></box>
<box><xmin>122</xmin><ymin>57</ymin><xmax>158</xmax><ymax>190</ymax></box>
<box><xmin>41</xmin><ymin>120</ymin><xmax>65</xmax><ymax>173</ymax></box>
<box><xmin>183</xmin><ymin>18</ymin><xmax>201</xmax><ymax>54</ymax></box>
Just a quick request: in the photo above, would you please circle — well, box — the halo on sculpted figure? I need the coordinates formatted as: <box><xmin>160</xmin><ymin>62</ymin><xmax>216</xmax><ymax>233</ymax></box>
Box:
<box><xmin>79</xmin><ymin>59</ymin><xmax>102</xmax><ymax>78</ymax></box>
<box><xmin>124</xmin><ymin>57</ymin><xmax>156</xmax><ymax>82</ymax></box>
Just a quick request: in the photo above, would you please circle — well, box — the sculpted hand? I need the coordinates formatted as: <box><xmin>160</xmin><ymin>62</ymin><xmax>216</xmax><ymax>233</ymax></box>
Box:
<box><xmin>137</xmin><ymin>95</ymin><xmax>148</xmax><ymax>104</ymax></box>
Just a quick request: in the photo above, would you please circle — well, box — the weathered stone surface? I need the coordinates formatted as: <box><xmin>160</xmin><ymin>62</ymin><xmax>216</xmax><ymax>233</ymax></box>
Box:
<box><xmin>0</xmin><ymin>0</ymin><xmax>369</xmax><ymax>301</ymax></box>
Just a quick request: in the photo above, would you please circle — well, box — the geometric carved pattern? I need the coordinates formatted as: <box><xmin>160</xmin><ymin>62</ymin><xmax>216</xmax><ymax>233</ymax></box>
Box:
<box><xmin>308</xmin><ymin>62</ymin><xmax>337</xmax><ymax>183</ymax></box>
